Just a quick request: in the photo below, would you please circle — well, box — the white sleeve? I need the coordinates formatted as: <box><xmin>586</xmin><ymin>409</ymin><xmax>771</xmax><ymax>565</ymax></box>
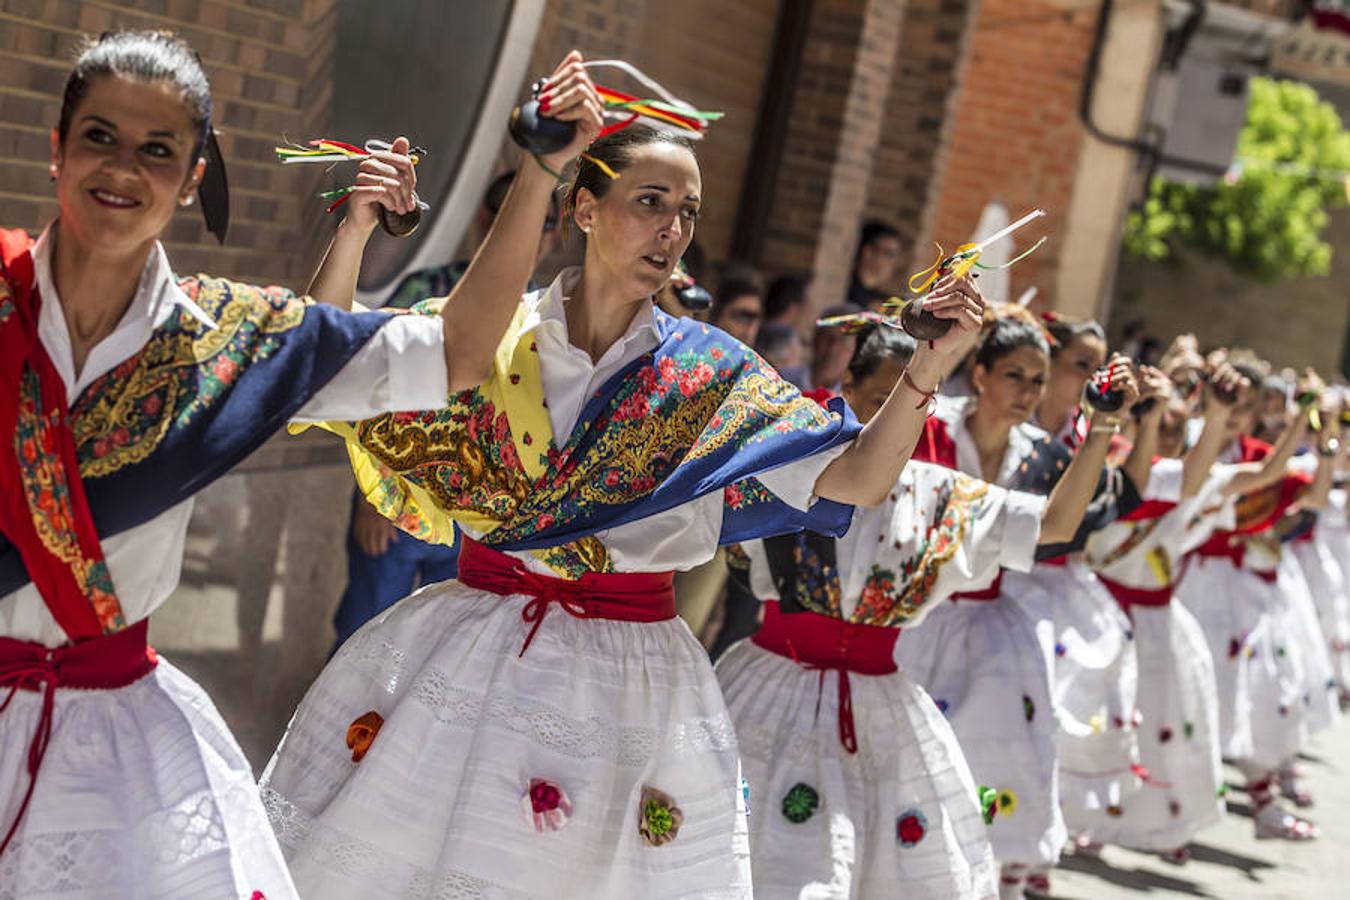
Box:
<box><xmin>291</xmin><ymin>314</ymin><xmax>447</xmax><ymax>422</ymax></box>
<box><xmin>998</xmin><ymin>488</ymin><xmax>1047</xmax><ymax>573</ymax></box>
<box><xmin>754</xmin><ymin>442</ymin><xmax>849</xmax><ymax>512</ymax></box>
<box><xmin>1144</xmin><ymin>457</ymin><xmax>1185</xmax><ymax>503</ymax></box>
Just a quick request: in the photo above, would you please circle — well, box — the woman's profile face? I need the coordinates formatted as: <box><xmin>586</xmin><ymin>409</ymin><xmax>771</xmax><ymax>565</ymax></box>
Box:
<box><xmin>50</xmin><ymin>74</ymin><xmax>203</xmax><ymax>255</ymax></box>
<box><xmin>841</xmin><ymin>357</ymin><xmax>905</xmax><ymax>425</ymax></box>
<box><xmin>1048</xmin><ymin>334</ymin><xmax>1106</xmax><ymax>404</ymax></box>
<box><xmin>974</xmin><ymin>345</ymin><xmax>1050</xmax><ymax>426</ymax></box>
<box><xmin>573</xmin><ymin>141</ymin><xmax>700</xmax><ymax>301</ymax></box>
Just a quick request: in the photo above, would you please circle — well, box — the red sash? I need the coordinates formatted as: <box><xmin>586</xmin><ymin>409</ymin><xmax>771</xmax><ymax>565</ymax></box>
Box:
<box><xmin>0</xmin><ymin>620</ymin><xmax>157</xmax><ymax>855</ymax></box>
<box><xmin>752</xmin><ymin>600</ymin><xmax>898</xmax><ymax>753</ymax></box>
<box><xmin>1098</xmin><ymin>574</ymin><xmax>1172</xmax><ymax>610</ymax></box>
<box><xmin>950</xmin><ymin>569</ymin><xmax>1003</xmax><ymax>602</ymax></box>
<box><xmin>456</xmin><ymin>536</ymin><xmax>676</xmax><ymax>656</ymax></box>
<box><xmin>0</xmin><ymin>229</ymin><xmax>120</xmax><ymax>639</ymax></box>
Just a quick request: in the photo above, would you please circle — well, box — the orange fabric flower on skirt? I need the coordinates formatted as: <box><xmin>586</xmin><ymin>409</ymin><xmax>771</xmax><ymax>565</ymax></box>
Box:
<box><xmin>346</xmin><ymin>710</ymin><xmax>384</xmax><ymax>762</ymax></box>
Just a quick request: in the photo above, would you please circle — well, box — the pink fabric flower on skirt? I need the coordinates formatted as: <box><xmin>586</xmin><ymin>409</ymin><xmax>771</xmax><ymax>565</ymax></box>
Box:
<box><xmin>523</xmin><ymin>778</ymin><xmax>573</xmax><ymax>832</ymax></box>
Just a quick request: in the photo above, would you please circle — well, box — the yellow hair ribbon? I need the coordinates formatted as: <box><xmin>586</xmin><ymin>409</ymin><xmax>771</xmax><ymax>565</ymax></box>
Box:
<box><xmin>579</xmin><ymin>152</ymin><xmax>620</xmax><ymax>180</ymax></box>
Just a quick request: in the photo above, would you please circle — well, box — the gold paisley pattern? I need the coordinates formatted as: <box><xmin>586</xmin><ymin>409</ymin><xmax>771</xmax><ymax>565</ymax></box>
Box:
<box><xmin>71</xmin><ymin>276</ymin><xmax>306</xmax><ymax>478</ymax></box>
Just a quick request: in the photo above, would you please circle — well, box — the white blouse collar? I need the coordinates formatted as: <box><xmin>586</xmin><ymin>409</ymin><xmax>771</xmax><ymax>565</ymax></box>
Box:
<box><xmin>520</xmin><ymin>267</ymin><xmax>662</xmax><ymax>349</ymax></box>
<box><xmin>32</xmin><ymin>222</ymin><xmax>216</xmax><ymax>403</ymax></box>
<box><xmin>938</xmin><ymin>395</ymin><xmax>1045</xmax><ymax>487</ymax></box>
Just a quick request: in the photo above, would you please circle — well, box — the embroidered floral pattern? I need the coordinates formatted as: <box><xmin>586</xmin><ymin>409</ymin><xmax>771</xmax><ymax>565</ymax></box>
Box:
<box><xmin>638</xmin><ymin>786</ymin><xmax>682</xmax><ymax>847</ymax></box>
<box><xmin>997</xmin><ymin>789</ymin><xmax>1018</xmax><ymax>816</ymax></box>
<box><xmin>782</xmin><ymin>783</ymin><xmax>819</xmax><ymax>824</ymax></box>
<box><xmin>13</xmin><ymin>368</ymin><xmax>124</xmax><ymax>631</ymax></box>
<box><xmin>522</xmin><ymin>778</ymin><xmax>573</xmax><ymax>832</ymax></box>
<box><xmin>351</xmin><ymin>314</ymin><xmax>839</xmax><ymax>578</ymax></box>
<box><xmin>848</xmin><ymin>476</ymin><xmax>990</xmax><ymax>626</ymax></box>
<box><xmin>345</xmin><ymin>711</ymin><xmax>384</xmax><ymax>762</ymax></box>
<box><xmin>896</xmin><ymin>809</ymin><xmax>927</xmax><ymax>847</ymax></box>
<box><xmin>1023</xmin><ymin>695</ymin><xmax>1035</xmax><ymax>722</ymax></box>
<box><xmin>71</xmin><ymin>276</ymin><xmax>304</xmax><ymax>478</ymax></box>
<box><xmin>723</xmin><ymin>477</ymin><xmax>774</xmax><ymax>511</ymax></box>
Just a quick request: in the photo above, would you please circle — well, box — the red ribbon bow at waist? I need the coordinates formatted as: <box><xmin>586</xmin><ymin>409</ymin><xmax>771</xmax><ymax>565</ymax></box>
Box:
<box><xmin>752</xmin><ymin>601</ymin><xmax>899</xmax><ymax>754</ymax></box>
<box><xmin>456</xmin><ymin>537</ymin><xmax>676</xmax><ymax>656</ymax></box>
<box><xmin>0</xmin><ymin>620</ymin><xmax>158</xmax><ymax>856</ymax></box>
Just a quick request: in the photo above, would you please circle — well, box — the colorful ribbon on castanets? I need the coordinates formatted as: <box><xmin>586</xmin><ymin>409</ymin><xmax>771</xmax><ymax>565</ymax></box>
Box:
<box><xmin>274</xmin><ymin>138</ymin><xmax>429</xmax><ymax>214</ymax></box>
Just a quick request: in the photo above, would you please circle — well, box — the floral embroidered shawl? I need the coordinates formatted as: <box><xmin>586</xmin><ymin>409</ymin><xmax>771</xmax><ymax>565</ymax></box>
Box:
<box><xmin>0</xmin><ymin>228</ymin><xmax>392</xmax><ymax>636</ymax></box>
<box><xmin>317</xmin><ymin>298</ymin><xmax>860</xmax><ymax>578</ymax></box>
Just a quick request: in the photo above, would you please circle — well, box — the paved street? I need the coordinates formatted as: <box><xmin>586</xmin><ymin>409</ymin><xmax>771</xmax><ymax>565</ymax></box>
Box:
<box><xmin>1053</xmin><ymin>721</ymin><xmax>1350</xmax><ymax>899</ymax></box>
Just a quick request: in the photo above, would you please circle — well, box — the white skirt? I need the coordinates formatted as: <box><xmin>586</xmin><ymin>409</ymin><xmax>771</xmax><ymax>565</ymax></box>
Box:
<box><xmin>0</xmin><ymin>657</ymin><xmax>295</xmax><ymax>900</ymax></box>
<box><xmin>1178</xmin><ymin>558</ymin><xmax>1304</xmax><ymax>768</ymax></box>
<box><xmin>716</xmin><ymin>639</ymin><xmax>996</xmax><ymax>899</ymax></box>
<box><xmin>1006</xmin><ymin>564</ymin><xmax>1141</xmax><ymax>844</ymax></box>
<box><xmin>1281</xmin><ymin>547</ymin><xmax>1342</xmax><ymax>737</ymax></box>
<box><xmin>260</xmin><ymin>579</ymin><xmax>751</xmax><ymax>900</ymax></box>
<box><xmin>1113</xmin><ymin>602</ymin><xmax>1224</xmax><ymax>851</ymax></box>
<box><xmin>1308</xmin><ymin>527</ymin><xmax>1350</xmax><ymax>691</ymax></box>
<box><xmin>893</xmin><ymin>597</ymin><xmax>1064</xmax><ymax>867</ymax></box>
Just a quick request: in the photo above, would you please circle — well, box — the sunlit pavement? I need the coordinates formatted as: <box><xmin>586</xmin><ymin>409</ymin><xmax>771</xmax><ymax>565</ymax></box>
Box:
<box><xmin>1049</xmin><ymin>719</ymin><xmax>1350</xmax><ymax>899</ymax></box>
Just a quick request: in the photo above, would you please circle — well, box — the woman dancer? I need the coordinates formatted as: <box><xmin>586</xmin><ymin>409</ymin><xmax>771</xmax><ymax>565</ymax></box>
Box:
<box><xmin>896</xmin><ymin>316</ymin><xmax>1141</xmax><ymax>898</ymax></box>
<box><xmin>1034</xmin><ymin>315</ymin><xmax>1107</xmax><ymax>448</ymax></box>
<box><xmin>1175</xmin><ymin>372</ymin><xmax>1325</xmax><ymax>839</ymax></box>
<box><xmin>0</xmin><ymin>29</ymin><xmax>533</xmax><ymax>898</ymax></box>
<box><xmin>260</xmin><ymin>112</ymin><xmax>987</xmax><ymax>896</ymax></box>
<box><xmin>1085</xmin><ymin>370</ymin><xmax>1260</xmax><ymax>860</ymax></box>
<box><xmin>716</xmin><ymin>323</ymin><xmax>1122</xmax><ymax>899</ymax></box>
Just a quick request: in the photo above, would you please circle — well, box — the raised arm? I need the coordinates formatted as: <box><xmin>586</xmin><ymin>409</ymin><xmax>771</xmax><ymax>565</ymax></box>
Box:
<box><xmin>1121</xmin><ymin>362</ymin><xmax>1165</xmax><ymax>495</ymax></box>
<box><xmin>303</xmin><ymin>53</ymin><xmax>603</xmax><ymax>394</ymax></box>
<box><xmin>812</xmin><ymin>274</ymin><xmax>986</xmax><ymax>506</ymax></box>
<box><xmin>1179</xmin><ymin>364</ymin><xmax>1248</xmax><ymax>499</ymax></box>
<box><xmin>1037</xmin><ymin>358</ymin><xmax>1140</xmax><ymax>546</ymax></box>
<box><xmin>442</xmin><ymin>52</ymin><xmax>602</xmax><ymax>391</ymax></box>
<box><xmin>304</xmin><ymin>136</ymin><xmax>420</xmax><ymax>309</ymax></box>
<box><xmin>1224</xmin><ymin>410</ymin><xmax>1308</xmax><ymax>498</ymax></box>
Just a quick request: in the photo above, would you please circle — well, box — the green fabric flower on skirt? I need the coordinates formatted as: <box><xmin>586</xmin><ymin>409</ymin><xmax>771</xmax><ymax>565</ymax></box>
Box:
<box><xmin>782</xmin><ymin>783</ymin><xmax>820</xmax><ymax>824</ymax></box>
<box><xmin>638</xmin><ymin>786</ymin><xmax>683</xmax><ymax>847</ymax></box>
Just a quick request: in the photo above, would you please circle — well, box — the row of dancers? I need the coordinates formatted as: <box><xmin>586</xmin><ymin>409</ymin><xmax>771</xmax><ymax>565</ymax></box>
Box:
<box><xmin>0</xmin><ymin>29</ymin><xmax>1345</xmax><ymax>900</ymax></box>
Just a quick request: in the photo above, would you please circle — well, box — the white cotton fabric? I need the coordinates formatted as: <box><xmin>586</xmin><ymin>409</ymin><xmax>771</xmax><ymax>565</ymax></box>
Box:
<box><xmin>0</xmin><ymin>224</ymin><xmax>448</xmax><ymax>900</ymax></box>
<box><xmin>1277</xmin><ymin>549</ymin><xmax>1341</xmax><ymax>737</ymax></box>
<box><xmin>1005</xmin><ymin>562</ymin><xmax>1140</xmax><ymax>845</ymax></box>
<box><xmin>1315</xmin><ymin>489</ymin><xmax>1350</xmax><ymax>690</ymax></box>
<box><xmin>1083</xmin><ymin>462</ymin><xmax>1233</xmax><ymax>850</ymax></box>
<box><xmin>261</xmin><ymin>271</ymin><xmax>845</xmax><ymax>899</ymax></box>
<box><xmin>721</xmin><ymin>461</ymin><xmax>1040</xmax><ymax>899</ymax></box>
<box><xmin>891</xmin><ymin>398</ymin><xmax>1064</xmax><ymax>867</ymax></box>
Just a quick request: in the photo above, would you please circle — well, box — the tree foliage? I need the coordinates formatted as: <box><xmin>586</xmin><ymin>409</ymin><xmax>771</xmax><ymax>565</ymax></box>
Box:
<box><xmin>1123</xmin><ymin>76</ymin><xmax>1350</xmax><ymax>281</ymax></box>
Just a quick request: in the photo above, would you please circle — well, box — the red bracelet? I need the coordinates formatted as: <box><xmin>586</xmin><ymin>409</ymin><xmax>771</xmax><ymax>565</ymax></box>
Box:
<box><xmin>902</xmin><ymin>369</ymin><xmax>937</xmax><ymax>410</ymax></box>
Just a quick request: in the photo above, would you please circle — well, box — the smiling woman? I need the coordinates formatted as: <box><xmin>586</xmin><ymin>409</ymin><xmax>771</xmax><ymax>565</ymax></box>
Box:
<box><xmin>0</xmin><ymin>28</ymin><xmax>554</xmax><ymax>900</ymax></box>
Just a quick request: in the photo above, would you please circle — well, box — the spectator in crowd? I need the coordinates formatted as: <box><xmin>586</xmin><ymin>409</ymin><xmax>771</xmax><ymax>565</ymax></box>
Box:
<box><xmin>709</xmin><ymin>261</ymin><xmax>765</xmax><ymax>346</ymax></box>
<box><xmin>763</xmin><ymin>273</ymin><xmax>809</xmax><ymax>330</ymax></box>
<box><xmin>848</xmin><ymin>219</ymin><xmax>903</xmax><ymax>308</ymax></box>
<box><xmin>756</xmin><ymin>321</ymin><xmax>806</xmax><ymax>386</ymax></box>
<box><xmin>807</xmin><ymin>302</ymin><xmax>862</xmax><ymax>393</ymax></box>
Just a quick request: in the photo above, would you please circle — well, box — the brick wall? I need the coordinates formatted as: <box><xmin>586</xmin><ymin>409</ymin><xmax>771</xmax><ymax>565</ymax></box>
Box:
<box><xmin>0</xmin><ymin>0</ymin><xmax>337</xmax><ymax>288</ymax></box>
<box><xmin>755</xmin><ymin>0</ymin><xmax>908</xmax><ymax>313</ymax></box>
<box><xmin>928</xmin><ymin>0</ymin><xmax>1098</xmax><ymax>309</ymax></box>
<box><xmin>519</xmin><ymin>0</ymin><xmax>780</xmax><ymax>266</ymax></box>
<box><xmin>864</xmin><ymin>0</ymin><xmax>980</xmax><ymax>274</ymax></box>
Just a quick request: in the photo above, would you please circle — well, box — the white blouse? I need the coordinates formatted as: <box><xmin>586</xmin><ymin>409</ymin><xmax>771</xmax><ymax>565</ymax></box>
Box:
<box><xmin>1</xmin><ymin>225</ymin><xmax>449</xmax><ymax>645</ymax></box>
<box><xmin>468</xmin><ymin>268</ymin><xmax>844</xmax><ymax>576</ymax></box>
<box><xmin>934</xmin><ymin>395</ymin><xmax>1046</xmax><ymax>488</ymax></box>
<box><xmin>743</xmin><ymin>459</ymin><xmax>1044</xmax><ymax>628</ymax></box>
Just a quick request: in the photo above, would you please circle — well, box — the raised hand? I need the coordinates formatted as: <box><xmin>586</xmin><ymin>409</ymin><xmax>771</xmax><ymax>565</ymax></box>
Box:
<box><xmin>345</xmin><ymin>136</ymin><xmax>419</xmax><ymax>234</ymax></box>
<box><xmin>535</xmin><ymin>51</ymin><xmax>606</xmax><ymax>172</ymax></box>
<box><xmin>908</xmin><ymin>273</ymin><xmax>986</xmax><ymax>386</ymax></box>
